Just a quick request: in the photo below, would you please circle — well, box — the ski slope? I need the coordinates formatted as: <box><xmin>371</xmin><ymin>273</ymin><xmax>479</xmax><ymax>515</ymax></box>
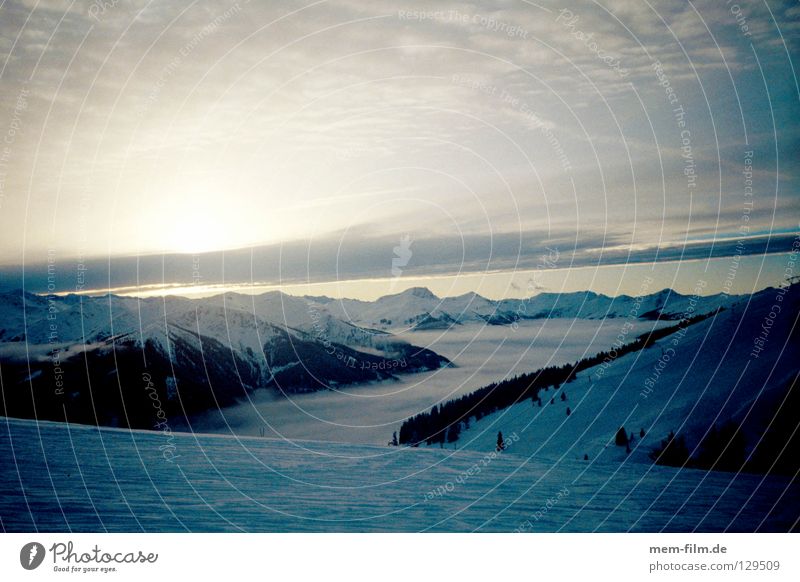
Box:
<box><xmin>0</xmin><ymin>417</ymin><xmax>797</xmax><ymax>532</ymax></box>
<box><xmin>456</xmin><ymin>285</ymin><xmax>799</xmax><ymax>465</ymax></box>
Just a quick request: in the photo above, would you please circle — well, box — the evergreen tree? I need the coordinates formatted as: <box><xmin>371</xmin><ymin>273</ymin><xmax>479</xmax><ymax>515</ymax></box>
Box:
<box><xmin>398</xmin><ymin>424</ymin><xmax>409</xmax><ymax>445</ymax></box>
<box><xmin>566</xmin><ymin>407</ymin><xmax>571</xmax><ymax>416</ymax></box>
<box><xmin>561</xmin><ymin>391</ymin><xmax>567</xmax><ymax>401</ymax></box>
<box><xmin>695</xmin><ymin>421</ymin><xmax>745</xmax><ymax>472</ymax></box>
<box><xmin>428</xmin><ymin>405</ymin><xmax>441</xmax><ymax>445</ymax></box>
<box><xmin>746</xmin><ymin>374</ymin><xmax>800</xmax><ymax>476</ymax></box>
<box><xmin>496</xmin><ymin>431</ymin><xmax>505</xmax><ymax>451</ymax></box>
<box><xmin>446</xmin><ymin>422</ymin><xmax>461</xmax><ymax>444</ymax></box>
<box><xmin>615</xmin><ymin>426</ymin><xmax>629</xmax><ymax>446</ymax></box>
<box><xmin>649</xmin><ymin>430</ymin><xmax>690</xmax><ymax>467</ymax></box>
<box><xmin>640</xmin><ymin>428</ymin><xmax>645</xmax><ymax>438</ymax></box>
<box><xmin>391</xmin><ymin>431</ymin><xmax>398</xmax><ymax>446</ymax></box>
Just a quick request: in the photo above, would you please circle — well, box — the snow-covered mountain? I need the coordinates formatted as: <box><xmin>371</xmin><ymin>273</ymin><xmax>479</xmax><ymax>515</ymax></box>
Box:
<box><xmin>0</xmin><ymin>289</ymin><xmax>445</xmax><ymax>364</ymax></box>
<box><xmin>439</xmin><ymin>284</ymin><xmax>800</xmax><ymax>475</ymax></box>
<box><xmin>324</xmin><ymin>286</ymin><xmax>733</xmax><ymax>330</ymax></box>
<box><xmin>0</xmin><ymin>285</ymin><xmax>734</xmax><ymax>345</ymax></box>
<box><xmin>0</xmin><ymin>290</ymin><xmax>449</xmax><ymax>428</ymax></box>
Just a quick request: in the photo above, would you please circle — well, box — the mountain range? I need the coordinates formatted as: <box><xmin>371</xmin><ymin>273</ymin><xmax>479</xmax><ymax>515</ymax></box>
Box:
<box><xmin>0</xmin><ymin>285</ymin><xmax>734</xmax><ymax>429</ymax></box>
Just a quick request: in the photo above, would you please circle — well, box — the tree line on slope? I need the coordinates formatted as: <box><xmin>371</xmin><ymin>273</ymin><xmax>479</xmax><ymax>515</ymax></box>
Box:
<box><xmin>397</xmin><ymin>309</ymin><xmax>720</xmax><ymax>447</ymax></box>
<box><xmin>649</xmin><ymin>373</ymin><xmax>800</xmax><ymax>477</ymax></box>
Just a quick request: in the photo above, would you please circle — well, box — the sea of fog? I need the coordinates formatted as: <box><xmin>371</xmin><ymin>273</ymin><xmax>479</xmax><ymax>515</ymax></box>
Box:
<box><xmin>178</xmin><ymin>318</ymin><xmax>667</xmax><ymax>446</ymax></box>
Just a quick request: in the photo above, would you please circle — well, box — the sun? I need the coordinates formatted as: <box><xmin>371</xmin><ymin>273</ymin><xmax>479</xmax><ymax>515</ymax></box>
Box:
<box><xmin>166</xmin><ymin>212</ymin><xmax>231</xmax><ymax>254</ymax></box>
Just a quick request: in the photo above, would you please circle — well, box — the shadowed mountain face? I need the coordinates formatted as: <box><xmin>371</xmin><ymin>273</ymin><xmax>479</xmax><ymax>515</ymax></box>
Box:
<box><xmin>0</xmin><ymin>290</ymin><xmax>451</xmax><ymax>429</ymax></box>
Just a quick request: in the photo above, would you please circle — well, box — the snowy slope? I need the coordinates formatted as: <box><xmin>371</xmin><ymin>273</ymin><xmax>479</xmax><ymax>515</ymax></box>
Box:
<box><xmin>1</xmin><ymin>416</ymin><xmax>797</xmax><ymax>532</ymax></box>
<box><xmin>455</xmin><ymin>285</ymin><xmax>799</xmax><ymax>467</ymax></box>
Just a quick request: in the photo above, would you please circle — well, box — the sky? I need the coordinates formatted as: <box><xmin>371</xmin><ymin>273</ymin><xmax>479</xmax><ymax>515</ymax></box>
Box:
<box><xmin>0</xmin><ymin>0</ymin><xmax>798</xmax><ymax>299</ymax></box>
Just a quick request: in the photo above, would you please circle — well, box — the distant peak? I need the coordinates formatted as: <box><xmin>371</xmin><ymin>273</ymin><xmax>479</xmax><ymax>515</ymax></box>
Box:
<box><xmin>404</xmin><ymin>287</ymin><xmax>438</xmax><ymax>299</ymax></box>
<box><xmin>454</xmin><ymin>291</ymin><xmax>489</xmax><ymax>301</ymax></box>
<box><xmin>379</xmin><ymin>286</ymin><xmax>438</xmax><ymax>301</ymax></box>
<box><xmin>648</xmin><ymin>288</ymin><xmax>687</xmax><ymax>302</ymax></box>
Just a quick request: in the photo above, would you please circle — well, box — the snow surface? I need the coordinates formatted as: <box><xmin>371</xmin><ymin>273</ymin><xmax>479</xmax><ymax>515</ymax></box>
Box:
<box><xmin>457</xmin><ymin>287</ymin><xmax>799</xmax><ymax>465</ymax></box>
<box><xmin>1</xmin><ymin>417</ymin><xmax>796</xmax><ymax>532</ymax></box>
